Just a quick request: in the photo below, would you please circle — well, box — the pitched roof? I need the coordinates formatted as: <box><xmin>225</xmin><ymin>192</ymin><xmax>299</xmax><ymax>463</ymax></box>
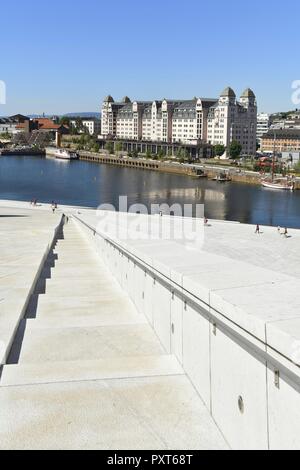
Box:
<box><xmin>263</xmin><ymin>129</ymin><xmax>300</xmax><ymax>140</ymax></box>
<box><xmin>220</xmin><ymin>87</ymin><xmax>236</xmax><ymax>97</ymax></box>
<box><xmin>16</xmin><ymin>118</ymin><xmax>67</xmax><ymax>131</ymax></box>
<box><xmin>241</xmin><ymin>88</ymin><xmax>256</xmax><ymax>98</ymax></box>
<box><xmin>104</xmin><ymin>95</ymin><xmax>114</xmax><ymax>102</ymax></box>
<box><xmin>34</xmin><ymin>118</ymin><xmax>61</xmax><ymax>129</ymax></box>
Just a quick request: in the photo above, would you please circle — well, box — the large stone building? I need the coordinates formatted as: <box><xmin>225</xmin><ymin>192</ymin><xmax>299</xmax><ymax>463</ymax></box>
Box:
<box><xmin>261</xmin><ymin>129</ymin><xmax>300</xmax><ymax>153</ymax></box>
<box><xmin>207</xmin><ymin>88</ymin><xmax>257</xmax><ymax>156</ymax></box>
<box><xmin>100</xmin><ymin>87</ymin><xmax>257</xmax><ymax>156</ymax></box>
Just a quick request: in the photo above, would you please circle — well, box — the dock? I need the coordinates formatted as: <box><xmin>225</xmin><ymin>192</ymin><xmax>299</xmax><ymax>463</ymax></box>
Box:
<box><xmin>78</xmin><ymin>151</ymin><xmax>300</xmax><ymax>187</ymax></box>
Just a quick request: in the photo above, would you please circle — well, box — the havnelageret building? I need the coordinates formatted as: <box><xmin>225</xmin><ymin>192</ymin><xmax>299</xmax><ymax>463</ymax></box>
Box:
<box><xmin>100</xmin><ymin>87</ymin><xmax>257</xmax><ymax>156</ymax></box>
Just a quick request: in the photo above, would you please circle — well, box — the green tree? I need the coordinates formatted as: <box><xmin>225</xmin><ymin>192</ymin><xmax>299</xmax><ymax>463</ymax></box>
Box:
<box><xmin>294</xmin><ymin>161</ymin><xmax>300</xmax><ymax>173</ymax></box>
<box><xmin>115</xmin><ymin>141</ymin><xmax>123</xmax><ymax>152</ymax></box>
<box><xmin>145</xmin><ymin>150</ymin><xmax>152</xmax><ymax>159</ymax></box>
<box><xmin>176</xmin><ymin>148</ymin><xmax>189</xmax><ymax>160</ymax></box>
<box><xmin>105</xmin><ymin>141</ymin><xmax>114</xmax><ymax>154</ymax></box>
<box><xmin>75</xmin><ymin>119</ymin><xmax>86</xmax><ymax>133</ymax></box>
<box><xmin>59</xmin><ymin>116</ymin><xmax>70</xmax><ymax>126</ymax></box>
<box><xmin>131</xmin><ymin>149</ymin><xmax>138</xmax><ymax>159</ymax></box>
<box><xmin>0</xmin><ymin>132</ymin><xmax>11</xmax><ymax>140</ymax></box>
<box><xmin>229</xmin><ymin>140</ymin><xmax>242</xmax><ymax>159</ymax></box>
<box><xmin>158</xmin><ymin>149</ymin><xmax>166</xmax><ymax>160</ymax></box>
<box><xmin>214</xmin><ymin>144</ymin><xmax>225</xmax><ymax>157</ymax></box>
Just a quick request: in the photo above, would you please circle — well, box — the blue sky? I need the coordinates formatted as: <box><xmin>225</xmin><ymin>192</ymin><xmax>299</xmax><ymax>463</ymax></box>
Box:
<box><xmin>0</xmin><ymin>0</ymin><xmax>299</xmax><ymax>115</ymax></box>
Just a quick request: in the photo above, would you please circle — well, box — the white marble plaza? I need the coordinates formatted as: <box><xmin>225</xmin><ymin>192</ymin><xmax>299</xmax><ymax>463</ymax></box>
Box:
<box><xmin>1</xmin><ymin>199</ymin><xmax>300</xmax><ymax>450</ymax></box>
<box><xmin>0</xmin><ymin>201</ymin><xmax>227</xmax><ymax>450</ymax></box>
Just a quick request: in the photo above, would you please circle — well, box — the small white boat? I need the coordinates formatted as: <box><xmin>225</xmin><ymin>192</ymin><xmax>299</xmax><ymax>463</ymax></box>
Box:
<box><xmin>261</xmin><ymin>134</ymin><xmax>295</xmax><ymax>191</ymax></box>
<box><xmin>262</xmin><ymin>179</ymin><xmax>294</xmax><ymax>191</ymax></box>
<box><xmin>54</xmin><ymin>149</ymin><xmax>78</xmax><ymax>160</ymax></box>
<box><xmin>212</xmin><ymin>172</ymin><xmax>231</xmax><ymax>182</ymax></box>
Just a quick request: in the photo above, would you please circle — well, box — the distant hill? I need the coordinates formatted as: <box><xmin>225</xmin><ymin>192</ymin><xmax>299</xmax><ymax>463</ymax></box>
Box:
<box><xmin>271</xmin><ymin>109</ymin><xmax>300</xmax><ymax>118</ymax></box>
<box><xmin>26</xmin><ymin>112</ymin><xmax>101</xmax><ymax>119</ymax></box>
<box><xmin>63</xmin><ymin>112</ymin><xmax>101</xmax><ymax>119</ymax></box>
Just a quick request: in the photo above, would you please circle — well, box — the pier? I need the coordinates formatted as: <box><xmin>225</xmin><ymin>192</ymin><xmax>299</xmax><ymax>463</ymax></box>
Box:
<box><xmin>0</xmin><ymin>148</ymin><xmax>45</xmax><ymax>156</ymax></box>
<box><xmin>78</xmin><ymin>151</ymin><xmax>300</xmax><ymax>187</ymax></box>
<box><xmin>1</xmin><ymin>200</ymin><xmax>300</xmax><ymax>449</ymax></box>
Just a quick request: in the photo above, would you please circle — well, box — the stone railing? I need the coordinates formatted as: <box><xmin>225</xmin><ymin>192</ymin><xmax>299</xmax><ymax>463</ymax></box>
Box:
<box><xmin>73</xmin><ymin>212</ymin><xmax>300</xmax><ymax>450</ymax></box>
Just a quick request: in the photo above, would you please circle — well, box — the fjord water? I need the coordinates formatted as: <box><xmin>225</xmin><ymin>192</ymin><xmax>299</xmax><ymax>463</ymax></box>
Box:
<box><xmin>1</xmin><ymin>155</ymin><xmax>300</xmax><ymax>228</ymax></box>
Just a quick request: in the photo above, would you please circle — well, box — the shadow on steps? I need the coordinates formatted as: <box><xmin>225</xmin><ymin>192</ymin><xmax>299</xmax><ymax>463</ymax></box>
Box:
<box><xmin>5</xmin><ymin>222</ymin><xmax>67</xmax><ymax>364</ymax></box>
<box><xmin>6</xmin><ymin>320</ymin><xmax>27</xmax><ymax>364</ymax></box>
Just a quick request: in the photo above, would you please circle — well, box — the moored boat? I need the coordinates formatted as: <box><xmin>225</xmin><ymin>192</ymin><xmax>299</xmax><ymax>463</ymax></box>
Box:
<box><xmin>261</xmin><ymin>131</ymin><xmax>295</xmax><ymax>191</ymax></box>
<box><xmin>212</xmin><ymin>172</ymin><xmax>231</xmax><ymax>182</ymax></box>
<box><xmin>54</xmin><ymin>149</ymin><xmax>78</xmax><ymax>160</ymax></box>
<box><xmin>261</xmin><ymin>178</ymin><xmax>295</xmax><ymax>191</ymax></box>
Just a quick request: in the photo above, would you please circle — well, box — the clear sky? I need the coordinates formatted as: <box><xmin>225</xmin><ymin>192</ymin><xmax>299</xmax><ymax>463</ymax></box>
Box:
<box><xmin>0</xmin><ymin>0</ymin><xmax>299</xmax><ymax>116</ymax></box>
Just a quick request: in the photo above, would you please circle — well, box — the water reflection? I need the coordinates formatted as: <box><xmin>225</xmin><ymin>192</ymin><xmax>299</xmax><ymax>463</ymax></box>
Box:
<box><xmin>0</xmin><ymin>156</ymin><xmax>300</xmax><ymax>228</ymax></box>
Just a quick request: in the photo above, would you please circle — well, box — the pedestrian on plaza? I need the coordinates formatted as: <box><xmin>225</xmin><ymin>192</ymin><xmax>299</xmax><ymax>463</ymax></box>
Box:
<box><xmin>284</xmin><ymin>227</ymin><xmax>288</xmax><ymax>238</ymax></box>
<box><xmin>255</xmin><ymin>224</ymin><xmax>260</xmax><ymax>234</ymax></box>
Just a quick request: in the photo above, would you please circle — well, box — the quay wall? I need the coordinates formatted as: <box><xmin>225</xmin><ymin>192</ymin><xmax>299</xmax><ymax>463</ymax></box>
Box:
<box><xmin>73</xmin><ymin>211</ymin><xmax>300</xmax><ymax>450</ymax></box>
<box><xmin>78</xmin><ymin>151</ymin><xmax>300</xmax><ymax>187</ymax></box>
<box><xmin>0</xmin><ymin>149</ymin><xmax>45</xmax><ymax>156</ymax></box>
<box><xmin>78</xmin><ymin>151</ymin><xmax>195</xmax><ymax>177</ymax></box>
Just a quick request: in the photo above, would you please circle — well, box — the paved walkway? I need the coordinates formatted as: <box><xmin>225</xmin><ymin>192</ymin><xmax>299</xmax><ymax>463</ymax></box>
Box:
<box><xmin>0</xmin><ymin>216</ymin><xmax>228</xmax><ymax>450</ymax></box>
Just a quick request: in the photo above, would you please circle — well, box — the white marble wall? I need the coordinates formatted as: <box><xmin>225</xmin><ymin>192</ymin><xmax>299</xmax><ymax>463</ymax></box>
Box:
<box><xmin>75</xmin><ymin>216</ymin><xmax>300</xmax><ymax>450</ymax></box>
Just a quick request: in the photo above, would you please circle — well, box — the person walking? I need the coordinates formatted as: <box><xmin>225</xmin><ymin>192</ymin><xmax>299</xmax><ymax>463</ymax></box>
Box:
<box><xmin>255</xmin><ymin>224</ymin><xmax>260</xmax><ymax>234</ymax></box>
<box><xmin>284</xmin><ymin>227</ymin><xmax>288</xmax><ymax>238</ymax></box>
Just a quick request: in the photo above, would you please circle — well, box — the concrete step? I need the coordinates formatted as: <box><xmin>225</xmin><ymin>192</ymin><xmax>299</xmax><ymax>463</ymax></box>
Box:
<box><xmin>9</xmin><ymin>323</ymin><xmax>166</xmax><ymax>364</ymax></box>
<box><xmin>54</xmin><ymin>244</ymin><xmax>94</xmax><ymax>253</ymax></box>
<box><xmin>53</xmin><ymin>257</ymin><xmax>100</xmax><ymax>265</ymax></box>
<box><xmin>54</xmin><ymin>251</ymin><xmax>97</xmax><ymax>259</ymax></box>
<box><xmin>55</xmin><ymin>242</ymin><xmax>91</xmax><ymax>248</ymax></box>
<box><xmin>53</xmin><ymin>257</ymin><xmax>100</xmax><ymax>267</ymax></box>
<box><xmin>28</xmin><ymin>294</ymin><xmax>129</xmax><ymax>315</ymax></box>
<box><xmin>42</xmin><ymin>266</ymin><xmax>108</xmax><ymax>280</ymax></box>
<box><xmin>44</xmin><ymin>279</ymin><xmax>119</xmax><ymax>296</ymax></box>
<box><xmin>27</xmin><ymin>294</ymin><xmax>143</xmax><ymax>325</ymax></box>
<box><xmin>34</xmin><ymin>294</ymin><xmax>135</xmax><ymax>314</ymax></box>
<box><xmin>0</xmin><ymin>355</ymin><xmax>182</xmax><ymax>387</ymax></box>
<box><xmin>56</xmin><ymin>236</ymin><xmax>84</xmax><ymax>241</ymax></box>
<box><xmin>25</xmin><ymin>310</ymin><xmax>146</xmax><ymax>328</ymax></box>
<box><xmin>50</xmin><ymin>261</ymin><xmax>106</xmax><ymax>272</ymax></box>
<box><xmin>0</xmin><ymin>374</ymin><xmax>229</xmax><ymax>450</ymax></box>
